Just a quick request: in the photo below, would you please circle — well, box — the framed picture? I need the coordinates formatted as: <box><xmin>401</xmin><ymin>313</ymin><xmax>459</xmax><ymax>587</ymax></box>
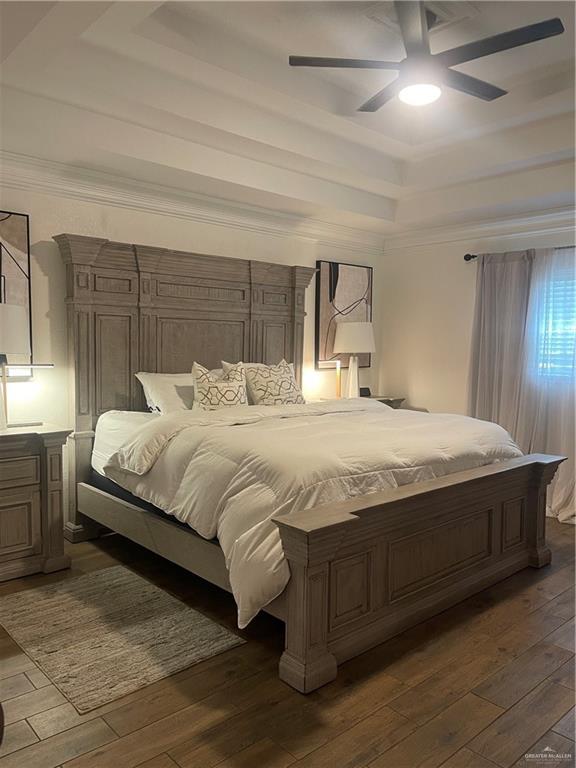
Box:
<box><xmin>315</xmin><ymin>260</ymin><xmax>373</xmax><ymax>369</ymax></box>
<box><xmin>0</xmin><ymin>210</ymin><xmax>32</xmax><ymax>364</ymax></box>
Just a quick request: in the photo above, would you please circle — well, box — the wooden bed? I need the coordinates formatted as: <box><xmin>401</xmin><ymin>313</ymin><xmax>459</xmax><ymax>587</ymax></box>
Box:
<box><xmin>56</xmin><ymin>233</ymin><xmax>564</xmax><ymax>694</ymax></box>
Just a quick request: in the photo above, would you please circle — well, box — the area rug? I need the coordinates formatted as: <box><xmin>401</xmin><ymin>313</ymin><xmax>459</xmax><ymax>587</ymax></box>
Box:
<box><xmin>0</xmin><ymin>565</ymin><xmax>245</xmax><ymax>712</ymax></box>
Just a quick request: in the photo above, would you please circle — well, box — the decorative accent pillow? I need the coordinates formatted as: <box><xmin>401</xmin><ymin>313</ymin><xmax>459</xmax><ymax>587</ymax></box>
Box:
<box><xmin>237</xmin><ymin>360</ymin><xmax>305</xmax><ymax>406</ymax></box>
<box><xmin>222</xmin><ymin>361</ymin><xmax>296</xmax><ymax>405</ymax></box>
<box><xmin>192</xmin><ymin>362</ymin><xmax>247</xmax><ymax>410</ymax></box>
<box><xmin>135</xmin><ymin>372</ymin><xmax>196</xmax><ymax>413</ymax></box>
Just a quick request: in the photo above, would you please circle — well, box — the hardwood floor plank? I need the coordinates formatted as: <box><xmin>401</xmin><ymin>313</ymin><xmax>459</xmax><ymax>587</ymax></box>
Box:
<box><xmin>288</xmin><ymin>706</ymin><xmax>417</xmax><ymax>768</ymax></box>
<box><xmin>0</xmin><ymin>653</ymin><xmax>35</xmax><ymax>680</ymax></box>
<box><xmin>552</xmin><ymin>707</ymin><xmax>575</xmax><ymax>740</ymax></box>
<box><xmin>166</xmin><ymin>674</ymin><xmax>303</xmax><ymax>768</ymax></box>
<box><xmin>468</xmin><ymin>681</ymin><xmax>574</xmax><ymax>767</ymax></box>
<box><xmin>2</xmin><ymin>685</ymin><xmax>67</xmax><ymax>726</ymax></box>
<box><xmin>167</xmin><ymin>700</ymin><xmax>276</xmax><ymax>768</ymax></box>
<box><xmin>0</xmin><ymin>636</ymin><xmax>22</xmax><ymax>662</ymax></box>
<box><xmin>548</xmin><ymin>657</ymin><xmax>575</xmax><ymax>690</ymax></box>
<box><xmin>168</xmin><ymin>672</ymin><xmax>307</xmax><ymax>768</ymax></box>
<box><xmin>30</xmin><ymin>657</ymin><xmax>256</xmax><ymax>741</ymax></box>
<box><xmin>103</xmin><ymin>655</ymin><xmax>256</xmax><ymax>736</ymax></box>
<box><xmin>0</xmin><ymin>672</ymin><xmax>35</xmax><ymax>702</ymax></box>
<box><xmin>213</xmin><ymin>738</ymin><xmax>295</xmax><ymax>768</ymax></box>
<box><xmin>546</xmin><ymin>587</ymin><xmax>576</xmax><ymax>620</ymax></box>
<box><xmin>64</xmin><ymin>691</ymin><xmax>239</xmax><ymax>768</ymax></box>
<box><xmin>26</xmin><ymin>668</ymin><xmax>51</xmax><ymax>689</ymax></box>
<box><xmin>27</xmin><ymin>703</ymin><xmax>100</xmax><ymax>741</ymax></box>
<box><xmin>472</xmin><ymin>643</ymin><xmax>573</xmax><ymax>708</ymax></box>
<box><xmin>388</xmin><ymin>648</ymin><xmax>510</xmax><ymax>725</ymax></box>
<box><xmin>0</xmin><ymin>721</ymin><xmax>38</xmax><ymax>758</ymax></box>
<box><xmin>136</xmin><ymin>755</ymin><xmax>180</xmax><ymax>768</ymax></box>
<box><xmin>0</xmin><ymin>719</ymin><xmax>116</xmax><ymax>768</ymax></box>
<box><xmin>513</xmin><ymin>730</ymin><xmax>575</xmax><ymax>767</ymax></box>
<box><xmin>367</xmin><ymin>693</ymin><xmax>503</xmax><ymax>768</ymax></box>
<box><xmin>492</xmin><ymin>605</ymin><xmax>569</xmax><ymax>659</ymax></box>
<box><xmin>268</xmin><ymin>671</ymin><xmax>407</xmax><ymax>759</ymax></box>
<box><xmin>221</xmin><ymin>669</ymin><xmax>298</xmax><ymax>711</ymax></box>
<box><xmin>439</xmin><ymin>748</ymin><xmax>498</xmax><ymax>768</ymax></box>
<box><xmin>547</xmin><ymin>618</ymin><xmax>576</xmax><ymax>653</ymax></box>
<box><xmin>453</xmin><ymin>564</ymin><xmax>576</xmax><ymax>641</ymax></box>
<box><xmin>368</xmin><ymin>623</ymin><xmax>490</xmax><ymax>688</ymax></box>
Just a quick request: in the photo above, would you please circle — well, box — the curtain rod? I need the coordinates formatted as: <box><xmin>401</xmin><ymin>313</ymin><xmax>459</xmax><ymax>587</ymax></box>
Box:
<box><xmin>464</xmin><ymin>253</ymin><xmax>478</xmax><ymax>262</ymax></box>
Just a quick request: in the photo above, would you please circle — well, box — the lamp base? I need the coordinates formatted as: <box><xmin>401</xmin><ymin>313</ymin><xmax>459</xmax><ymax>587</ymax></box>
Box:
<box><xmin>344</xmin><ymin>355</ymin><xmax>360</xmax><ymax>398</ymax></box>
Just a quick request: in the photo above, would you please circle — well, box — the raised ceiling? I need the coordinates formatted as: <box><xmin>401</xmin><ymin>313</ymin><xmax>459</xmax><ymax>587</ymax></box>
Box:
<box><xmin>0</xmin><ymin>1</ymin><xmax>574</xmax><ymax>238</ymax></box>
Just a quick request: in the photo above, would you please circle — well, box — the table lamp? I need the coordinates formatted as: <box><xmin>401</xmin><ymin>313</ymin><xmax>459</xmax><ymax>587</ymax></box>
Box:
<box><xmin>0</xmin><ymin>303</ymin><xmax>53</xmax><ymax>429</ymax></box>
<box><xmin>333</xmin><ymin>321</ymin><xmax>375</xmax><ymax>398</ymax></box>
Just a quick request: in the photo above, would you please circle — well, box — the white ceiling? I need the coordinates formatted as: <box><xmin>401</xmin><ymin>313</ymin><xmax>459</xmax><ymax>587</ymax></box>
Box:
<box><xmin>0</xmin><ymin>1</ymin><xmax>574</xmax><ymax>236</ymax></box>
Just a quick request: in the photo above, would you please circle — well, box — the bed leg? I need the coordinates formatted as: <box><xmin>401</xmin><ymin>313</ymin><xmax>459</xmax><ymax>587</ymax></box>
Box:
<box><xmin>527</xmin><ymin>459</ymin><xmax>560</xmax><ymax>569</ymax></box>
<box><xmin>279</xmin><ymin>560</ymin><xmax>338</xmax><ymax>693</ymax></box>
<box><xmin>275</xmin><ymin>514</ymin><xmax>358</xmax><ymax>694</ymax></box>
<box><xmin>64</xmin><ymin>516</ymin><xmax>102</xmax><ymax>543</ymax></box>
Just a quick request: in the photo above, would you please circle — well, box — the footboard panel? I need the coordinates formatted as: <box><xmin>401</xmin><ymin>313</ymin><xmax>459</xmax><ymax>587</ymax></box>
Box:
<box><xmin>275</xmin><ymin>454</ymin><xmax>564</xmax><ymax>692</ymax></box>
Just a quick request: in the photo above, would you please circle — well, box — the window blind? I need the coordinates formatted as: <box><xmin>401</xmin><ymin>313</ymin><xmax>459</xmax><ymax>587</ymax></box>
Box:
<box><xmin>536</xmin><ymin>248</ymin><xmax>576</xmax><ymax>380</ymax></box>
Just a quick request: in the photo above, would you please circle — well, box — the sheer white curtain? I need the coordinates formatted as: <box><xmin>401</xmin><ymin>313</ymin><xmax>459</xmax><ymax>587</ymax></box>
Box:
<box><xmin>469</xmin><ymin>247</ymin><xmax>575</xmax><ymax>523</ymax></box>
<box><xmin>518</xmin><ymin>247</ymin><xmax>575</xmax><ymax>521</ymax></box>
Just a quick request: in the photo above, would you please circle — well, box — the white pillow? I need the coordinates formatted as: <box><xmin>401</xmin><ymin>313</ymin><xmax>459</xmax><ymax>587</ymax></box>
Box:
<box><xmin>135</xmin><ymin>370</ymin><xmax>223</xmax><ymax>413</ymax></box>
<box><xmin>135</xmin><ymin>372</ymin><xmax>195</xmax><ymax>413</ymax></box>
<box><xmin>222</xmin><ymin>361</ymin><xmax>297</xmax><ymax>405</ymax></box>
<box><xmin>192</xmin><ymin>362</ymin><xmax>248</xmax><ymax>410</ymax></box>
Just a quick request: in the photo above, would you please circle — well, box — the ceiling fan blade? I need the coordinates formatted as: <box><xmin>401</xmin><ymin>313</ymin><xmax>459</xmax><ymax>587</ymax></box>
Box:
<box><xmin>288</xmin><ymin>56</ymin><xmax>400</xmax><ymax>69</ymax></box>
<box><xmin>358</xmin><ymin>78</ymin><xmax>401</xmax><ymax>112</ymax></box>
<box><xmin>395</xmin><ymin>1</ymin><xmax>430</xmax><ymax>56</ymax></box>
<box><xmin>435</xmin><ymin>18</ymin><xmax>565</xmax><ymax>68</ymax></box>
<box><xmin>443</xmin><ymin>69</ymin><xmax>507</xmax><ymax>101</ymax></box>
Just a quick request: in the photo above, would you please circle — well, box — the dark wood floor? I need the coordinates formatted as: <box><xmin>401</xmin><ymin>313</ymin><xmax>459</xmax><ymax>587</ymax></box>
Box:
<box><xmin>0</xmin><ymin>520</ymin><xmax>574</xmax><ymax>768</ymax></box>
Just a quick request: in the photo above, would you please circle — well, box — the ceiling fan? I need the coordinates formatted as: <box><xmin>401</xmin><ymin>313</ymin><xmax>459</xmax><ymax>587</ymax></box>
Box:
<box><xmin>288</xmin><ymin>2</ymin><xmax>564</xmax><ymax>111</ymax></box>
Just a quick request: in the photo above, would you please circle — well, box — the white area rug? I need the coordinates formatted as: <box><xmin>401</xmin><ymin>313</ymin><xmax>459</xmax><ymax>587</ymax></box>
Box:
<box><xmin>0</xmin><ymin>565</ymin><xmax>244</xmax><ymax>712</ymax></box>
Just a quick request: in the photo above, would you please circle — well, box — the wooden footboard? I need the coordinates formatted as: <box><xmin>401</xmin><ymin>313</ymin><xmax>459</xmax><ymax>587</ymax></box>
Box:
<box><xmin>274</xmin><ymin>454</ymin><xmax>564</xmax><ymax>693</ymax></box>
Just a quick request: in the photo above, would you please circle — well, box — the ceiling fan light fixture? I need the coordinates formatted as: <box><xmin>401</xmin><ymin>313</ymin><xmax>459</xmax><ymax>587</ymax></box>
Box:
<box><xmin>398</xmin><ymin>82</ymin><xmax>442</xmax><ymax>105</ymax></box>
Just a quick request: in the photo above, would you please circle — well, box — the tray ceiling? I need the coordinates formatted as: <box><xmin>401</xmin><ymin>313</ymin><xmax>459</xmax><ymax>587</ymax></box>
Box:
<box><xmin>0</xmin><ymin>1</ymin><xmax>574</xmax><ymax>236</ymax></box>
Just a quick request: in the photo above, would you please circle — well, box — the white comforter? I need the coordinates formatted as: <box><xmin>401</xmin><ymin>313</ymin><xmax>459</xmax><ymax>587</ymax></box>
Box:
<box><xmin>103</xmin><ymin>399</ymin><xmax>522</xmax><ymax>627</ymax></box>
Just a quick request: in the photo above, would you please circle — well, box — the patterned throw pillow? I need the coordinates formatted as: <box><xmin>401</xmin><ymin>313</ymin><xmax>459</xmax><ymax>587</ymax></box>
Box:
<box><xmin>192</xmin><ymin>362</ymin><xmax>247</xmax><ymax>410</ymax></box>
<box><xmin>243</xmin><ymin>360</ymin><xmax>305</xmax><ymax>406</ymax></box>
<box><xmin>222</xmin><ymin>361</ymin><xmax>296</xmax><ymax>404</ymax></box>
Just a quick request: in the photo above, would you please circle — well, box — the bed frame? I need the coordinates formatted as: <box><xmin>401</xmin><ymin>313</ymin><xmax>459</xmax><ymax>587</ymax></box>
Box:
<box><xmin>56</xmin><ymin>233</ymin><xmax>564</xmax><ymax>694</ymax></box>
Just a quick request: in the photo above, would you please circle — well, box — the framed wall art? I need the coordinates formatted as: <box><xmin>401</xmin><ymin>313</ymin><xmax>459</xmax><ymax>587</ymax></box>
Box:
<box><xmin>315</xmin><ymin>260</ymin><xmax>373</xmax><ymax>370</ymax></box>
<box><xmin>0</xmin><ymin>210</ymin><xmax>32</xmax><ymax>364</ymax></box>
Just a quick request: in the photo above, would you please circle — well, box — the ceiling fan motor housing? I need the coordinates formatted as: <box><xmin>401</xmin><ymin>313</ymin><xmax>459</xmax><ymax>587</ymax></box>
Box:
<box><xmin>399</xmin><ymin>55</ymin><xmax>444</xmax><ymax>87</ymax></box>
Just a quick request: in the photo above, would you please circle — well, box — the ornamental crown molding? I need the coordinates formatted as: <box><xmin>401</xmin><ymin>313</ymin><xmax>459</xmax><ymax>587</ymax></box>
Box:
<box><xmin>383</xmin><ymin>207</ymin><xmax>575</xmax><ymax>251</ymax></box>
<box><xmin>0</xmin><ymin>150</ymin><xmax>386</xmax><ymax>257</ymax></box>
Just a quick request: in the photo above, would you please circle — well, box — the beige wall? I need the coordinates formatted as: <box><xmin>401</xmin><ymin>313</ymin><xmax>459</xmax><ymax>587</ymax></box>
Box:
<box><xmin>380</xmin><ymin>229</ymin><xmax>574</xmax><ymax>414</ymax></box>
<box><xmin>2</xmin><ymin>183</ymin><xmax>572</xmax><ymax>427</ymax></box>
<box><xmin>0</xmin><ymin>188</ymin><xmax>383</xmax><ymax>427</ymax></box>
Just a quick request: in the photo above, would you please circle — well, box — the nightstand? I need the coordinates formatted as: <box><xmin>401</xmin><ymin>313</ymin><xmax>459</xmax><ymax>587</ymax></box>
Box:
<box><xmin>370</xmin><ymin>396</ymin><xmax>405</xmax><ymax>409</ymax></box>
<box><xmin>0</xmin><ymin>425</ymin><xmax>71</xmax><ymax>581</ymax></box>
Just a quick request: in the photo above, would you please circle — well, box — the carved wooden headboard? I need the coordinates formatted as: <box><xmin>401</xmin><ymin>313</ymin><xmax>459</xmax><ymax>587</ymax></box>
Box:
<box><xmin>55</xmin><ymin>233</ymin><xmax>314</xmax><ymax>539</ymax></box>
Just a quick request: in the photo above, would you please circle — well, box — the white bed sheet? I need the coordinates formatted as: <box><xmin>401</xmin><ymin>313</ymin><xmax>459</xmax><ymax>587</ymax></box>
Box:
<box><xmin>92</xmin><ymin>411</ymin><xmax>160</xmax><ymax>475</ymax></box>
<box><xmin>102</xmin><ymin>400</ymin><xmax>522</xmax><ymax>628</ymax></box>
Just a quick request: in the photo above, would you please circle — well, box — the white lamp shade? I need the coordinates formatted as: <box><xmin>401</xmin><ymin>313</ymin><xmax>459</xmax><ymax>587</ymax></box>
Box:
<box><xmin>333</xmin><ymin>322</ymin><xmax>375</xmax><ymax>354</ymax></box>
<box><xmin>0</xmin><ymin>304</ymin><xmax>31</xmax><ymax>356</ymax></box>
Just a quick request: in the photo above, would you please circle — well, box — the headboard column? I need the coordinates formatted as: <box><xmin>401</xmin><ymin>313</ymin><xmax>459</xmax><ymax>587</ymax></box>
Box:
<box><xmin>293</xmin><ymin>266</ymin><xmax>316</xmax><ymax>384</ymax></box>
<box><xmin>56</xmin><ymin>234</ymin><xmax>109</xmax><ymax>541</ymax></box>
<box><xmin>56</xmin><ymin>234</ymin><xmax>314</xmax><ymax>541</ymax></box>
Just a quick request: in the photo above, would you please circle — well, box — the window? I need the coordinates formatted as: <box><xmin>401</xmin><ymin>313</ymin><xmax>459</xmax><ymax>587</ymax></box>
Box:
<box><xmin>533</xmin><ymin>247</ymin><xmax>576</xmax><ymax>381</ymax></box>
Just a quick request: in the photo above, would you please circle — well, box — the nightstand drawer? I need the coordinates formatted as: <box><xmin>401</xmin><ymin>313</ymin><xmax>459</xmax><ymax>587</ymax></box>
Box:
<box><xmin>0</xmin><ymin>457</ymin><xmax>40</xmax><ymax>489</ymax></box>
<box><xmin>0</xmin><ymin>487</ymin><xmax>42</xmax><ymax>562</ymax></box>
